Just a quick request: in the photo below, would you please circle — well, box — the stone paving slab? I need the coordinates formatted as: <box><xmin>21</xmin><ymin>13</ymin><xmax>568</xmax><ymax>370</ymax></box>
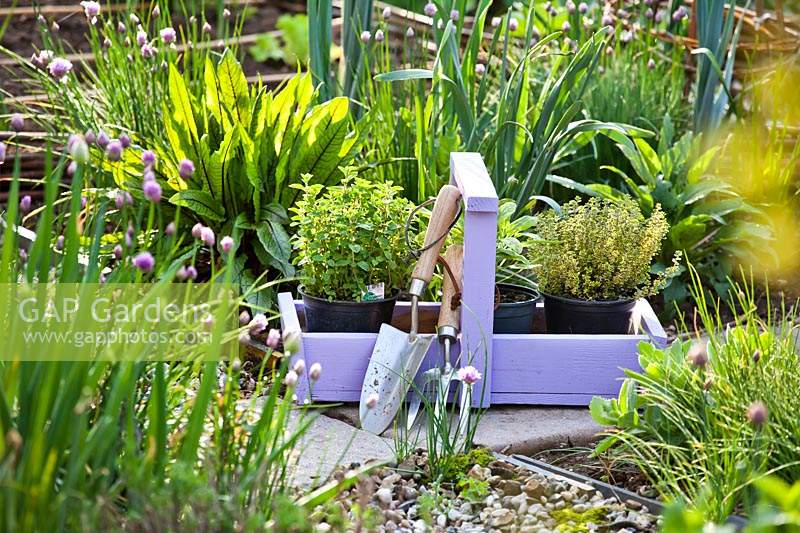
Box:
<box><xmin>290</xmin><ymin>412</ymin><xmax>396</xmax><ymax>487</ymax></box>
<box><xmin>324</xmin><ymin>404</ymin><xmax>602</xmax><ymax>456</ymax></box>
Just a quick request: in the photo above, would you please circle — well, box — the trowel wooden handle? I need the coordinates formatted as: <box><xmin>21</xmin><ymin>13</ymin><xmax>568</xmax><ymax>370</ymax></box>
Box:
<box><xmin>412</xmin><ymin>185</ymin><xmax>462</xmax><ymax>284</ymax></box>
<box><xmin>438</xmin><ymin>244</ymin><xmax>463</xmax><ymax>331</ymax></box>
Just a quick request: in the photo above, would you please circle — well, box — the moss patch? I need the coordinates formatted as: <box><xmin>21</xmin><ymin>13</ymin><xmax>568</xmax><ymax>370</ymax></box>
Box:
<box><xmin>441</xmin><ymin>447</ymin><xmax>495</xmax><ymax>483</ymax></box>
<box><xmin>550</xmin><ymin>506</ymin><xmax>608</xmax><ymax>533</ymax></box>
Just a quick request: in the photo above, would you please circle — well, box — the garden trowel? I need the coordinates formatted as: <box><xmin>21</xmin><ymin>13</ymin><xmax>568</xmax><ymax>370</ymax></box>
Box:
<box><xmin>359</xmin><ymin>184</ymin><xmax>462</xmax><ymax>435</ymax></box>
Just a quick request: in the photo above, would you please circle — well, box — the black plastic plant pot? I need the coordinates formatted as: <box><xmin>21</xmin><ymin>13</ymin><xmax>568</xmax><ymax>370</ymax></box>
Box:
<box><xmin>493</xmin><ymin>283</ymin><xmax>541</xmax><ymax>334</ymax></box>
<box><xmin>299</xmin><ymin>287</ymin><xmax>399</xmax><ymax>333</ymax></box>
<box><xmin>543</xmin><ymin>293</ymin><xmax>636</xmax><ymax>334</ymax></box>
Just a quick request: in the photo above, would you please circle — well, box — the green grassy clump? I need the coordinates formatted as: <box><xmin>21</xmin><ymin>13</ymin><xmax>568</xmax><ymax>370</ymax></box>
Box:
<box><xmin>551</xmin><ymin>506</ymin><xmax>609</xmax><ymax>533</ymax></box>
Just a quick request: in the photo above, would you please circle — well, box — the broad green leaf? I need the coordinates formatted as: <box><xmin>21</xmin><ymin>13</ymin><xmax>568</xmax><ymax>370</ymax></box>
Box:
<box><xmin>256</xmin><ymin>220</ymin><xmax>292</xmax><ymax>269</ymax></box>
<box><xmin>687</xmin><ymin>146</ymin><xmax>720</xmax><ymax>183</ymax></box>
<box><xmin>669</xmin><ymin>214</ymin><xmax>713</xmax><ymax>250</ymax></box>
<box><xmin>217</xmin><ymin>50</ymin><xmax>252</xmax><ymax>128</ymax></box>
<box><xmin>169</xmin><ymin>190</ymin><xmax>225</xmax><ymax>222</ymax></box>
<box><xmin>288</xmin><ymin>96</ymin><xmax>350</xmax><ymax>186</ymax></box>
<box><xmin>207</xmin><ymin>126</ymin><xmax>242</xmax><ymax>204</ymax></box>
<box><xmin>634</xmin><ymin>138</ymin><xmax>662</xmax><ymax>176</ymax></box>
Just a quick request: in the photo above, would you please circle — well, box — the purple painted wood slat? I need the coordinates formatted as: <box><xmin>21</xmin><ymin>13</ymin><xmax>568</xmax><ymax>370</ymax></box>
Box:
<box><xmin>450</xmin><ymin>153</ymin><xmax>498</xmax><ymax>408</ymax></box>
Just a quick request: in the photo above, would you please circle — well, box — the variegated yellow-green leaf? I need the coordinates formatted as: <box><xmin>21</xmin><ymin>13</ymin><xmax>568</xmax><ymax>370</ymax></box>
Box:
<box><xmin>169</xmin><ymin>190</ymin><xmax>225</xmax><ymax>222</ymax></box>
<box><xmin>216</xmin><ymin>50</ymin><xmax>251</xmax><ymax>128</ymax></box>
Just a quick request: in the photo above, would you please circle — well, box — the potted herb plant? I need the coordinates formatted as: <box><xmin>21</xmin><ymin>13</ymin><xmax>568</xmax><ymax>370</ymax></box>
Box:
<box><xmin>533</xmin><ymin>197</ymin><xmax>680</xmax><ymax>334</ymax></box>
<box><xmin>290</xmin><ymin>171</ymin><xmax>413</xmax><ymax>333</ymax></box>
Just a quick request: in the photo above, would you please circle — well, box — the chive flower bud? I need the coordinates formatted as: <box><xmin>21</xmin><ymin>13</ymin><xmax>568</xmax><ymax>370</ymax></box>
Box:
<box><xmin>360</xmin><ymin>30</ymin><xmax>371</xmax><ymax>43</ymax></box>
<box><xmin>579</xmin><ymin>2</ymin><xmax>589</xmax><ymax>13</ymax></box>
<box><xmin>113</xmin><ymin>244</ymin><xmax>123</xmax><ymax>259</ymax></box>
<box><xmin>96</xmin><ymin>131</ymin><xmax>110</xmax><ymax>148</ymax></box>
<box><xmin>509</xmin><ymin>18</ymin><xmax>519</xmax><ymax>31</ymax></box>
<box><xmin>382</xmin><ymin>6</ymin><xmax>392</xmax><ymax>19</ymax></box>
<box><xmin>284</xmin><ymin>370</ymin><xmax>298</xmax><ymax>387</ymax></box>
<box><xmin>747</xmin><ymin>401</ymin><xmax>768</xmax><ymax>428</ymax></box>
<box><xmin>406</xmin><ymin>26</ymin><xmax>415</xmax><ymax>38</ymax></box>
<box><xmin>133</xmin><ymin>251</ymin><xmax>155</xmax><ymax>272</ymax></box>
<box><xmin>239</xmin><ymin>310</ymin><xmax>251</xmax><ymax>324</ymax></box>
<box><xmin>105</xmin><ymin>139</ymin><xmax>123</xmax><ymax>161</ymax></box>
<box><xmin>80</xmin><ymin>1</ymin><xmax>100</xmax><ymax>24</ymax></box>
<box><xmin>475</xmin><ymin>63</ymin><xmax>485</xmax><ymax>75</ymax></box>
<box><xmin>143</xmin><ymin>180</ymin><xmax>161</xmax><ymax>202</ymax></box>
<box><xmin>309</xmin><ymin>362</ymin><xmax>322</xmax><ymax>381</ymax></box>
<box><xmin>200</xmin><ymin>226</ymin><xmax>215</xmax><ymax>247</ymax></box>
<box><xmin>165</xmin><ymin>222</ymin><xmax>175</xmax><ymax>236</ymax></box>
<box><xmin>191</xmin><ymin>223</ymin><xmax>204</xmax><ymax>239</ymax></box>
<box><xmin>450</xmin><ymin>9</ymin><xmax>460</xmax><ymax>21</ymax></box>
<box><xmin>178</xmin><ymin>158</ymin><xmax>195</xmax><ymax>179</ymax></box>
<box><xmin>249</xmin><ymin>313</ymin><xmax>268</xmax><ymax>335</ymax></box>
<box><xmin>141</xmin><ymin>150</ymin><xmax>156</xmax><ymax>168</ymax></box>
<box><xmin>152</xmin><ymin>5</ymin><xmax>160</xmax><ymax>17</ymax></box>
<box><xmin>202</xmin><ymin>22</ymin><xmax>212</xmax><ymax>34</ymax></box>
<box><xmin>293</xmin><ymin>359</ymin><xmax>306</xmax><ymax>374</ymax></box>
<box><xmin>10</xmin><ymin>113</ymin><xmax>24</xmax><ymax>132</ymax></box>
<box><xmin>647</xmin><ymin>58</ymin><xmax>656</xmax><ymax>69</ymax></box>
<box><xmin>20</xmin><ymin>195</ymin><xmax>32</xmax><ymax>213</ymax></box>
<box><xmin>374</xmin><ymin>29</ymin><xmax>384</xmax><ymax>42</ymax></box>
<box><xmin>424</xmin><ymin>3</ymin><xmax>437</xmax><ymax>17</ymax></box>
<box><xmin>220</xmin><ymin>235</ymin><xmax>234</xmax><ymax>253</ymax></box>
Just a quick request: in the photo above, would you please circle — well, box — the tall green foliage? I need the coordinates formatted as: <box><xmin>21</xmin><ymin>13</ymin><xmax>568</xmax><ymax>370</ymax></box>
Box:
<box><xmin>150</xmin><ymin>52</ymin><xmax>359</xmax><ymax>283</ymax></box>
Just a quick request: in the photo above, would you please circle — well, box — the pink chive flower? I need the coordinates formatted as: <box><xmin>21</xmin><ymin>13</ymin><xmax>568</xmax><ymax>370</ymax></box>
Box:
<box><xmin>96</xmin><ymin>131</ymin><xmax>110</xmax><ymax>148</ymax></box>
<box><xmin>119</xmin><ymin>134</ymin><xmax>131</xmax><ymax>148</ymax></box>
<box><xmin>249</xmin><ymin>313</ymin><xmax>268</xmax><ymax>335</ymax></box>
<box><xmin>175</xmin><ymin>266</ymin><xmax>189</xmax><ymax>281</ymax></box>
<box><xmin>424</xmin><ymin>2</ymin><xmax>437</xmax><ymax>17</ymax></box>
<box><xmin>239</xmin><ymin>310</ymin><xmax>251</xmax><ymax>324</ymax></box>
<box><xmin>200</xmin><ymin>226</ymin><xmax>215</xmax><ymax>247</ymax></box>
<box><xmin>185</xmin><ymin>265</ymin><xmax>197</xmax><ymax>280</ymax></box>
<box><xmin>191</xmin><ymin>223</ymin><xmax>204</xmax><ymax>239</ymax></box>
<box><xmin>562</xmin><ymin>21</ymin><xmax>571</xmax><ymax>32</ymax></box>
<box><xmin>115</xmin><ymin>192</ymin><xmax>125</xmax><ymax>209</ymax></box>
<box><xmin>0</xmin><ymin>143</ymin><xmax>5</xmax><ymax>165</ymax></box>
<box><xmin>475</xmin><ymin>63</ymin><xmax>486</xmax><ymax>75</ymax></box>
<box><xmin>48</xmin><ymin>58</ymin><xmax>73</xmax><ymax>79</ymax></box>
<box><xmin>220</xmin><ymin>236</ymin><xmax>234</xmax><ymax>253</ymax></box>
<box><xmin>178</xmin><ymin>158</ymin><xmax>195</xmax><ymax>179</ymax></box>
<box><xmin>113</xmin><ymin>244</ymin><xmax>123</xmax><ymax>259</ymax></box>
<box><xmin>152</xmin><ymin>5</ymin><xmax>161</xmax><ymax>17</ymax></box>
<box><xmin>747</xmin><ymin>401</ymin><xmax>768</xmax><ymax>428</ymax></box>
<box><xmin>117</xmin><ymin>21</ymin><xmax>126</xmax><ymax>33</ymax></box>
<box><xmin>143</xmin><ymin>170</ymin><xmax>155</xmax><ymax>182</ymax></box>
<box><xmin>136</xmin><ymin>29</ymin><xmax>147</xmax><ymax>46</ymax></box>
<box><xmin>84</xmin><ymin>130</ymin><xmax>96</xmax><ymax>144</ymax></box>
<box><xmin>105</xmin><ymin>139</ymin><xmax>123</xmax><ymax>161</ymax></box>
<box><xmin>602</xmin><ymin>14</ymin><xmax>614</xmax><ymax>26</ymax></box>
<box><xmin>202</xmin><ymin>22</ymin><xmax>213</xmax><ymax>34</ymax></box>
<box><xmin>374</xmin><ymin>29</ymin><xmax>385</xmax><ymax>42</ymax></box>
<box><xmin>450</xmin><ymin>9</ymin><xmax>460</xmax><ymax>21</ymax></box>
<box><xmin>141</xmin><ymin>150</ymin><xmax>156</xmax><ymax>167</ymax></box>
<box><xmin>579</xmin><ymin>2</ymin><xmax>589</xmax><ymax>13</ymax></box>
<box><xmin>382</xmin><ymin>6</ymin><xmax>392</xmax><ymax>19</ymax></box>
<box><xmin>266</xmin><ymin>328</ymin><xmax>281</xmax><ymax>348</ymax></box>
<box><xmin>55</xmin><ymin>235</ymin><xmax>65</xmax><ymax>250</ymax></box>
<box><xmin>140</xmin><ymin>43</ymin><xmax>157</xmax><ymax>58</ymax></box>
<box><xmin>309</xmin><ymin>362</ymin><xmax>321</xmax><ymax>381</ymax></box>
<box><xmin>165</xmin><ymin>222</ymin><xmax>175</xmax><ymax>236</ymax></box>
<box><xmin>360</xmin><ymin>30</ymin><xmax>371</xmax><ymax>43</ymax></box>
<box><xmin>132</xmin><ymin>251</ymin><xmax>154</xmax><ymax>272</ymax></box>
<box><xmin>647</xmin><ymin>58</ymin><xmax>656</xmax><ymax>69</ymax></box>
<box><xmin>365</xmin><ymin>392</ymin><xmax>379</xmax><ymax>409</ymax></box>
<box><xmin>160</xmin><ymin>27</ymin><xmax>177</xmax><ymax>44</ymax></box>
<box><xmin>10</xmin><ymin>113</ymin><xmax>24</xmax><ymax>132</ymax></box>
<box><xmin>567</xmin><ymin>0</ymin><xmax>576</xmax><ymax>13</ymax></box>
<box><xmin>80</xmin><ymin>1</ymin><xmax>100</xmax><ymax>24</ymax></box>
<box><xmin>508</xmin><ymin>18</ymin><xmax>519</xmax><ymax>31</ymax></box>
<box><xmin>20</xmin><ymin>195</ymin><xmax>32</xmax><ymax>213</ymax></box>
<box><xmin>457</xmin><ymin>365</ymin><xmax>482</xmax><ymax>385</ymax></box>
<box><xmin>67</xmin><ymin>161</ymin><xmax>78</xmax><ymax>176</ymax></box>
<box><xmin>284</xmin><ymin>370</ymin><xmax>298</xmax><ymax>387</ymax></box>
<box><xmin>143</xmin><ymin>180</ymin><xmax>161</xmax><ymax>202</ymax></box>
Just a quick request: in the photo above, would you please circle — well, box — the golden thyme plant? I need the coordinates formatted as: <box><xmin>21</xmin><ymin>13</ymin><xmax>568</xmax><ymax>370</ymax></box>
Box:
<box><xmin>533</xmin><ymin>197</ymin><xmax>681</xmax><ymax>301</ymax></box>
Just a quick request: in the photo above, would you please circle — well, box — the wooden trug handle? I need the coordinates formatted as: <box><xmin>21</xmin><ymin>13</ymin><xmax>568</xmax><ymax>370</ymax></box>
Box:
<box><xmin>412</xmin><ymin>185</ymin><xmax>462</xmax><ymax>284</ymax></box>
<box><xmin>438</xmin><ymin>244</ymin><xmax>464</xmax><ymax>331</ymax></box>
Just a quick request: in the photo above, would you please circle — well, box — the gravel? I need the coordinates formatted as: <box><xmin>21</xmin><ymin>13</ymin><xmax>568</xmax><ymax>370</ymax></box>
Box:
<box><xmin>309</xmin><ymin>452</ymin><xmax>661</xmax><ymax>532</ymax></box>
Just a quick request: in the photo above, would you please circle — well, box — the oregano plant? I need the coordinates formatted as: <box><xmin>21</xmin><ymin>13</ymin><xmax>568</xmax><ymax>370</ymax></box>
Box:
<box><xmin>290</xmin><ymin>170</ymin><xmax>413</xmax><ymax>301</ymax></box>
